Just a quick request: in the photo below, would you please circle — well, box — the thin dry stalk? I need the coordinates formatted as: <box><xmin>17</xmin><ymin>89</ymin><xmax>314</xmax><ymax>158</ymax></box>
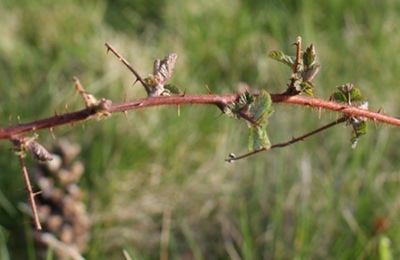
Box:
<box><xmin>17</xmin><ymin>154</ymin><xmax>42</xmax><ymax>230</ymax></box>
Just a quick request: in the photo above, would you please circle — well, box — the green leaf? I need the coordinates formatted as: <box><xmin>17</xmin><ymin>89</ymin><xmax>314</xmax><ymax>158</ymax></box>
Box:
<box><xmin>247</xmin><ymin>90</ymin><xmax>273</xmax><ymax>151</ymax></box>
<box><xmin>268</xmin><ymin>50</ymin><xmax>296</xmax><ymax>69</ymax></box>
<box><xmin>224</xmin><ymin>92</ymin><xmax>254</xmax><ymax>120</ymax></box>
<box><xmin>349</xmin><ymin>88</ymin><xmax>363</xmax><ymax>102</ymax></box>
<box><xmin>248</xmin><ymin>125</ymin><xmax>271</xmax><ymax>151</ymax></box>
<box><xmin>331</xmin><ymin>91</ymin><xmax>347</xmax><ymax>103</ymax></box>
<box><xmin>164</xmin><ymin>84</ymin><xmax>182</xmax><ymax>95</ymax></box>
<box><xmin>224</xmin><ymin>105</ymin><xmax>241</xmax><ymax>120</ymax></box>
<box><xmin>298</xmin><ymin>82</ymin><xmax>315</xmax><ymax>97</ymax></box>
<box><xmin>332</xmin><ymin>84</ymin><xmax>364</xmax><ymax>104</ymax></box>
<box><xmin>351</xmin><ymin>121</ymin><xmax>367</xmax><ymax>148</ymax></box>
<box><xmin>303</xmin><ymin>44</ymin><xmax>317</xmax><ymax>68</ymax></box>
<box><xmin>249</xmin><ymin>90</ymin><xmax>273</xmax><ymax>126</ymax></box>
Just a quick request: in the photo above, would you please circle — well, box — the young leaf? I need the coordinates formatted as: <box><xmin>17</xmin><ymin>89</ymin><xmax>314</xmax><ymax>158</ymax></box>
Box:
<box><xmin>301</xmin><ymin>66</ymin><xmax>320</xmax><ymax>82</ymax></box>
<box><xmin>268</xmin><ymin>50</ymin><xmax>296</xmax><ymax>69</ymax></box>
<box><xmin>298</xmin><ymin>82</ymin><xmax>315</xmax><ymax>97</ymax></box>
<box><xmin>247</xmin><ymin>90</ymin><xmax>273</xmax><ymax>151</ymax></box>
<box><xmin>349</xmin><ymin>88</ymin><xmax>363</xmax><ymax>102</ymax></box>
<box><xmin>331</xmin><ymin>83</ymin><xmax>364</xmax><ymax>104</ymax></box>
<box><xmin>303</xmin><ymin>44</ymin><xmax>317</xmax><ymax>68</ymax></box>
<box><xmin>153</xmin><ymin>53</ymin><xmax>178</xmax><ymax>87</ymax></box>
<box><xmin>224</xmin><ymin>92</ymin><xmax>254</xmax><ymax>120</ymax></box>
<box><xmin>350</xmin><ymin>121</ymin><xmax>367</xmax><ymax>148</ymax></box>
<box><xmin>248</xmin><ymin>125</ymin><xmax>271</xmax><ymax>151</ymax></box>
<box><xmin>249</xmin><ymin>90</ymin><xmax>273</xmax><ymax>126</ymax></box>
<box><xmin>164</xmin><ymin>84</ymin><xmax>182</xmax><ymax>95</ymax></box>
<box><xmin>331</xmin><ymin>91</ymin><xmax>347</xmax><ymax>103</ymax></box>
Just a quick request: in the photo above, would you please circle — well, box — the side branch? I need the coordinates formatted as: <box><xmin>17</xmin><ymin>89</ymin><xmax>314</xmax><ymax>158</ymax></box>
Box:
<box><xmin>0</xmin><ymin>93</ymin><xmax>399</xmax><ymax>140</ymax></box>
<box><xmin>227</xmin><ymin>116</ymin><xmax>347</xmax><ymax>161</ymax></box>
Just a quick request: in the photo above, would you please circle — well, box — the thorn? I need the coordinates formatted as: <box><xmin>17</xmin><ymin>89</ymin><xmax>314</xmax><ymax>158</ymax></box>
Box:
<box><xmin>177</xmin><ymin>104</ymin><xmax>180</xmax><ymax>117</ymax></box>
<box><xmin>105</xmin><ymin>42</ymin><xmax>111</xmax><ymax>53</ymax></box>
<box><xmin>49</xmin><ymin>127</ymin><xmax>56</xmax><ymax>140</ymax></box>
<box><xmin>133</xmin><ymin>78</ymin><xmax>139</xmax><ymax>87</ymax></box>
<box><xmin>17</xmin><ymin>116</ymin><xmax>22</xmax><ymax>125</ymax></box>
<box><xmin>373</xmin><ymin>118</ymin><xmax>378</xmax><ymax>129</ymax></box>
<box><xmin>318</xmin><ymin>107</ymin><xmax>321</xmax><ymax>119</ymax></box>
<box><xmin>33</xmin><ymin>191</ymin><xmax>43</xmax><ymax>196</ymax></box>
<box><xmin>181</xmin><ymin>89</ymin><xmax>187</xmax><ymax>97</ymax></box>
<box><xmin>205</xmin><ymin>85</ymin><xmax>212</xmax><ymax>95</ymax></box>
<box><xmin>377</xmin><ymin>105</ymin><xmax>384</xmax><ymax>114</ymax></box>
<box><xmin>65</xmin><ymin>104</ymin><xmax>69</xmax><ymax>113</ymax></box>
<box><xmin>123</xmin><ymin>110</ymin><xmax>128</xmax><ymax>119</ymax></box>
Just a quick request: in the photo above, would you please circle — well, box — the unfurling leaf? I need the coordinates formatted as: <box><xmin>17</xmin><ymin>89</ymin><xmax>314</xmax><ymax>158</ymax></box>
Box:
<box><xmin>349</xmin><ymin>101</ymin><xmax>368</xmax><ymax>148</ymax></box>
<box><xmin>303</xmin><ymin>44</ymin><xmax>317</xmax><ymax>68</ymax></box>
<box><xmin>302</xmin><ymin>44</ymin><xmax>320</xmax><ymax>82</ymax></box>
<box><xmin>331</xmin><ymin>83</ymin><xmax>364</xmax><ymax>105</ymax></box>
<box><xmin>164</xmin><ymin>84</ymin><xmax>183</xmax><ymax>95</ymax></box>
<box><xmin>349</xmin><ymin>88</ymin><xmax>363</xmax><ymax>102</ymax></box>
<box><xmin>153</xmin><ymin>53</ymin><xmax>177</xmax><ymax>87</ymax></box>
<box><xmin>224</xmin><ymin>91</ymin><xmax>254</xmax><ymax>120</ymax></box>
<box><xmin>268</xmin><ymin>50</ymin><xmax>296</xmax><ymax>69</ymax></box>
<box><xmin>247</xmin><ymin>90</ymin><xmax>273</xmax><ymax>151</ymax></box>
<box><xmin>351</xmin><ymin>121</ymin><xmax>367</xmax><ymax>148</ymax></box>
<box><xmin>225</xmin><ymin>90</ymin><xmax>273</xmax><ymax>152</ymax></box>
<box><xmin>301</xmin><ymin>66</ymin><xmax>320</xmax><ymax>82</ymax></box>
<box><xmin>148</xmin><ymin>53</ymin><xmax>178</xmax><ymax>96</ymax></box>
<box><xmin>298</xmin><ymin>82</ymin><xmax>315</xmax><ymax>97</ymax></box>
<box><xmin>248</xmin><ymin>125</ymin><xmax>271</xmax><ymax>151</ymax></box>
<box><xmin>249</xmin><ymin>90</ymin><xmax>273</xmax><ymax>126</ymax></box>
<box><xmin>331</xmin><ymin>91</ymin><xmax>347</xmax><ymax>103</ymax></box>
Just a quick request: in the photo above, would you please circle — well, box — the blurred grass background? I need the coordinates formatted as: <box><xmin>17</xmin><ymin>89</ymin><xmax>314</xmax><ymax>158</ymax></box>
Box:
<box><xmin>1</xmin><ymin>0</ymin><xmax>400</xmax><ymax>259</ymax></box>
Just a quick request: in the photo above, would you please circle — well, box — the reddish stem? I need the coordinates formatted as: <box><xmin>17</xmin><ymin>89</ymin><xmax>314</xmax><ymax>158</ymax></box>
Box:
<box><xmin>0</xmin><ymin>93</ymin><xmax>399</xmax><ymax>140</ymax></box>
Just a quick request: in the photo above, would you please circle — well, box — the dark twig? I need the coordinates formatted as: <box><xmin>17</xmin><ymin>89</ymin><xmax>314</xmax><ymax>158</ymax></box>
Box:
<box><xmin>104</xmin><ymin>42</ymin><xmax>151</xmax><ymax>95</ymax></box>
<box><xmin>226</xmin><ymin>116</ymin><xmax>348</xmax><ymax>161</ymax></box>
<box><xmin>17</xmin><ymin>154</ymin><xmax>42</xmax><ymax>230</ymax></box>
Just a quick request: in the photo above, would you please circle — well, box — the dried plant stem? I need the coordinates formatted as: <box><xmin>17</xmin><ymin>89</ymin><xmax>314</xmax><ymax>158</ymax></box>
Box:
<box><xmin>17</xmin><ymin>154</ymin><xmax>41</xmax><ymax>230</ymax></box>
<box><xmin>1</xmin><ymin>94</ymin><xmax>400</xmax><ymax>140</ymax></box>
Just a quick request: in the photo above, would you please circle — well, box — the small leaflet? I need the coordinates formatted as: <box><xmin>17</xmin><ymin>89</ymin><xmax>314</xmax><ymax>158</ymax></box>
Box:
<box><xmin>149</xmin><ymin>53</ymin><xmax>179</xmax><ymax>96</ymax></box>
<box><xmin>247</xmin><ymin>90</ymin><xmax>273</xmax><ymax>151</ymax></box>
<box><xmin>268</xmin><ymin>50</ymin><xmax>296</xmax><ymax>70</ymax></box>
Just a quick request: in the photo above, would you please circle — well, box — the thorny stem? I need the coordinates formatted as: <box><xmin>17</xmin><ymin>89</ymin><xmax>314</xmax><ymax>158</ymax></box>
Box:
<box><xmin>1</xmin><ymin>94</ymin><xmax>400</xmax><ymax>140</ymax></box>
<box><xmin>105</xmin><ymin>42</ymin><xmax>151</xmax><ymax>95</ymax></box>
<box><xmin>17</xmin><ymin>154</ymin><xmax>42</xmax><ymax>230</ymax></box>
<box><xmin>226</xmin><ymin>117</ymin><xmax>348</xmax><ymax>161</ymax></box>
